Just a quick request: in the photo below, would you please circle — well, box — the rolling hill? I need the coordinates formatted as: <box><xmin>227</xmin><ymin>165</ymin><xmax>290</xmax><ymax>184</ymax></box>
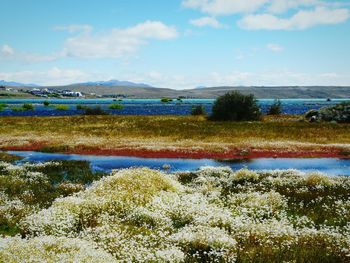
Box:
<box><xmin>3</xmin><ymin>80</ymin><xmax>350</xmax><ymax>99</ymax></box>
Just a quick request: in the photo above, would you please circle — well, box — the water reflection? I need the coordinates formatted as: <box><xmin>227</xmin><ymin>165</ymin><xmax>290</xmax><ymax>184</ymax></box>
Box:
<box><xmin>7</xmin><ymin>151</ymin><xmax>350</xmax><ymax>176</ymax></box>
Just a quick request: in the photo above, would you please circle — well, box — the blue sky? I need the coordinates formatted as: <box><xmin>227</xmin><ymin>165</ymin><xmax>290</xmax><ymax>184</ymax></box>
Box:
<box><xmin>0</xmin><ymin>0</ymin><xmax>350</xmax><ymax>89</ymax></box>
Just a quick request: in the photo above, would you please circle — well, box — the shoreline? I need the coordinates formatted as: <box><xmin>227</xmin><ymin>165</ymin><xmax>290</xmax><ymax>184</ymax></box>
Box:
<box><xmin>3</xmin><ymin>144</ymin><xmax>349</xmax><ymax>159</ymax></box>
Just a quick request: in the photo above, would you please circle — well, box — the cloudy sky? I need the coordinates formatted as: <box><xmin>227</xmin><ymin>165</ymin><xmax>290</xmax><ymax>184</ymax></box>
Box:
<box><xmin>1</xmin><ymin>0</ymin><xmax>350</xmax><ymax>89</ymax></box>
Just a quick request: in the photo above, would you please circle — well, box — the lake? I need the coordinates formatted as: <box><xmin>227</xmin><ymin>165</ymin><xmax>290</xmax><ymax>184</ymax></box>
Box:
<box><xmin>0</xmin><ymin>98</ymin><xmax>349</xmax><ymax>116</ymax></box>
<box><xmin>8</xmin><ymin>151</ymin><xmax>350</xmax><ymax>176</ymax></box>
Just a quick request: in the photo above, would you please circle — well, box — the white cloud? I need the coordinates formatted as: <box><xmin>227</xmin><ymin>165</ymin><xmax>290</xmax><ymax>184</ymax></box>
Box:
<box><xmin>62</xmin><ymin>21</ymin><xmax>178</xmax><ymax>59</ymax></box>
<box><xmin>53</xmin><ymin>24</ymin><xmax>92</xmax><ymax>33</ymax></box>
<box><xmin>182</xmin><ymin>0</ymin><xmax>269</xmax><ymax>16</ymax></box>
<box><xmin>1</xmin><ymin>45</ymin><xmax>14</xmax><ymax>56</ymax></box>
<box><xmin>267</xmin><ymin>0</ymin><xmax>320</xmax><ymax>13</ymax></box>
<box><xmin>113</xmin><ymin>70</ymin><xmax>350</xmax><ymax>89</ymax></box>
<box><xmin>190</xmin><ymin>16</ymin><xmax>226</xmax><ymax>28</ymax></box>
<box><xmin>0</xmin><ymin>67</ymin><xmax>108</xmax><ymax>86</ymax></box>
<box><xmin>238</xmin><ymin>7</ymin><xmax>350</xmax><ymax>30</ymax></box>
<box><xmin>267</xmin><ymin>43</ymin><xmax>284</xmax><ymax>52</ymax></box>
<box><xmin>0</xmin><ymin>44</ymin><xmax>60</xmax><ymax>63</ymax></box>
<box><xmin>0</xmin><ymin>21</ymin><xmax>178</xmax><ymax>62</ymax></box>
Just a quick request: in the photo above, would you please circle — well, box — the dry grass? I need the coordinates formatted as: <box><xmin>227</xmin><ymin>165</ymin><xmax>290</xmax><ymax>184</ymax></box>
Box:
<box><xmin>0</xmin><ymin>115</ymin><xmax>349</xmax><ymax>153</ymax></box>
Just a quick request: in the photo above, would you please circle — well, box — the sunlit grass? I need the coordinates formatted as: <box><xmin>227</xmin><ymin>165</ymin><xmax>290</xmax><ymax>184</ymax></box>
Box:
<box><xmin>0</xmin><ymin>115</ymin><xmax>349</xmax><ymax>153</ymax></box>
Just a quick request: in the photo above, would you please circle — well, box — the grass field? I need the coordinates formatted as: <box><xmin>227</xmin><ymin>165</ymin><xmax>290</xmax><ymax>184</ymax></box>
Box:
<box><xmin>0</xmin><ymin>115</ymin><xmax>349</xmax><ymax>157</ymax></box>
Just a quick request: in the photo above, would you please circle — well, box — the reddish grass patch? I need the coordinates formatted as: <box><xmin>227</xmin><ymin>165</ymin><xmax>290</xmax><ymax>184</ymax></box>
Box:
<box><xmin>1</xmin><ymin>143</ymin><xmax>348</xmax><ymax>159</ymax></box>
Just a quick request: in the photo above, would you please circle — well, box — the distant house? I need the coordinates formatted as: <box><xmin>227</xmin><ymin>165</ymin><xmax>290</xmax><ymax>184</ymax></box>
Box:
<box><xmin>63</xmin><ymin>91</ymin><xmax>83</xmax><ymax>97</ymax></box>
<box><xmin>30</xmin><ymin>88</ymin><xmax>43</xmax><ymax>96</ymax></box>
<box><xmin>0</xmin><ymin>86</ymin><xmax>6</xmax><ymax>90</ymax></box>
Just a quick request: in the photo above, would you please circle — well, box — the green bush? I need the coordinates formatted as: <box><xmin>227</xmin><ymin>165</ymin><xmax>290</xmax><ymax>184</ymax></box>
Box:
<box><xmin>191</xmin><ymin>105</ymin><xmax>206</xmax><ymax>116</ymax></box>
<box><xmin>161</xmin><ymin>98</ymin><xmax>173</xmax><ymax>103</ymax></box>
<box><xmin>0</xmin><ymin>103</ymin><xmax>7</xmax><ymax>111</ymax></box>
<box><xmin>267</xmin><ymin>99</ymin><xmax>282</xmax><ymax>115</ymax></box>
<box><xmin>83</xmin><ymin>106</ymin><xmax>109</xmax><ymax>115</ymax></box>
<box><xmin>76</xmin><ymin>104</ymin><xmax>88</xmax><ymax>110</ymax></box>
<box><xmin>210</xmin><ymin>91</ymin><xmax>261</xmax><ymax>121</ymax></box>
<box><xmin>305</xmin><ymin>101</ymin><xmax>350</xmax><ymax>123</ymax></box>
<box><xmin>109</xmin><ymin>104</ymin><xmax>124</xmax><ymax>110</ymax></box>
<box><xmin>43</xmin><ymin>101</ymin><xmax>50</xmax><ymax>106</ymax></box>
<box><xmin>22</xmin><ymin>103</ymin><xmax>34</xmax><ymax>111</ymax></box>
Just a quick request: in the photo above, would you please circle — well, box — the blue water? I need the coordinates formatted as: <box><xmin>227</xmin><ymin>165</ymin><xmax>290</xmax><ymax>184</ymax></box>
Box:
<box><xmin>0</xmin><ymin>98</ymin><xmax>349</xmax><ymax>116</ymax></box>
<box><xmin>8</xmin><ymin>151</ymin><xmax>350</xmax><ymax>176</ymax></box>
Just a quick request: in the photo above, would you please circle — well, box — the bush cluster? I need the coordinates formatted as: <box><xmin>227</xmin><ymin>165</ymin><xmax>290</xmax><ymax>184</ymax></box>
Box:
<box><xmin>191</xmin><ymin>105</ymin><xmax>206</xmax><ymax>116</ymax></box>
<box><xmin>305</xmin><ymin>101</ymin><xmax>350</xmax><ymax>123</ymax></box>
<box><xmin>210</xmin><ymin>92</ymin><xmax>261</xmax><ymax>121</ymax></box>
<box><xmin>83</xmin><ymin>106</ymin><xmax>109</xmax><ymax>115</ymax></box>
<box><xmin>267</xmin><ymin>99</ymin><xmax>282</xmax><ymax>115</ymax></box>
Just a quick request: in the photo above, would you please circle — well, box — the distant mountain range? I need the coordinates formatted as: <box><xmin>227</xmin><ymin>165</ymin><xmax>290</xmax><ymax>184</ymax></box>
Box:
<box><xmin>1</xmin><ymin>79</ymin><xmax>350</xmax><ymax>98</ymax></box>
<box><xmin>71</xmin><ymin>80</ymin><xmax>153</xmax><ymax>88</ymax></box>
<box><xmin>0</xmin><ymin>79</ymin><xmax>152</xmax><ymax>88</ymax></box>
<box><xmin>0</xmin><ymin>80</ymin><xmax>40</xmax><ymax>87</ymax></box>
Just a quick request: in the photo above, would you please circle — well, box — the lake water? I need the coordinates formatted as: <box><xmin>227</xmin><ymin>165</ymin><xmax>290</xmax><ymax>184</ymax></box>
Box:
<box><xmin>0</xmin><ymin>98</ymin><xmax>349</xmax><ymax>116</ymax></box>
<box><xmin>8</xmin><ymin>151</ymin><xmax>350</xmax><ymax>176</ymax></box>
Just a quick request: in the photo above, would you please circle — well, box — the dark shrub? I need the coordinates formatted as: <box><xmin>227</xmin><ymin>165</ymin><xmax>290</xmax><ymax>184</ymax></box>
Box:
<box><xmin>76</xmin><ymin>104</ymin><xmax>87</xmax><ymax>110</ymax></box>
<box><xmin>267</xmin><ymin>99</ymin><xmax>282</xmax><ymax>115</ymax></box>
<box><xmin>83</xmin><ymin>106</ymin><xmax>109</xmax><ymax>115</ymax></box>
<box><xmin>191</xmin><ymin>105</ymin><xmax>206</xmax><ymax>116</ymax></box>
<box><xmin>22</xmin><ymin>103</ymin><xmax>34</xmax><ymax>111</ymax></box>
<box><xmin>43</xmin><ymin>101</ymin><xmax>50</xmax><ymax>106</ymax></box>
<box><xmin>0</xmin><ymin>152</ymin><xmax>23</xmax><ymax>163</ymax></box>
<box><xmin>305</xmin><ymin>101</ymin><xmax>350</xmax><ymax>123</ymax></box>
<box><xmin>161</xmin><ymin>98</ymin><xmax>173</xmax><ymax>103</ymax></box>
<box><xmin>210</xmin><ymin>91</ymin><xmax>261</xmax><ymax>121</ymax></box>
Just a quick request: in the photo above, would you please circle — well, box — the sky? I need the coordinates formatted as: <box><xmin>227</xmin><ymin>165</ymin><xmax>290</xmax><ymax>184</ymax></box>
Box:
<box><xmin>0</xmin><ymin>0</ymin><xmax>350</xmax><ymax>89</ymax></box>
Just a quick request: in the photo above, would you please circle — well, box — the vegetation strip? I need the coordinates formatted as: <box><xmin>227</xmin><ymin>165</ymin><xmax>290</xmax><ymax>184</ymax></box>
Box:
<box><xmin>0</xmin><ymin>115</ymin><xmax>349</xmax><ymax>158</ymax></box>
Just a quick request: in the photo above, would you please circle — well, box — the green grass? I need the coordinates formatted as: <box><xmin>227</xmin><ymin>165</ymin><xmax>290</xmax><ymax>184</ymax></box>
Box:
<box><xmin>54</xmin><ymin>105</ymin><xmax>69</xmax><ymax>110</ymax></box>
<box><xmin>10</xmin><ymin>103</ymin><xmax>34</xmax><ymax>111</ymax></box>
<box><xmin>10</xmin><ymin>107</ymin><xmax>25</xmax><ymax>112</ymax></box>
<box><xmin>109</xmin><ymin>103</ymin><xmax>124</xmax><ymax>110</ymax></box>
<box><xmin>0</xmin><ymin>103</ymin><xmax>7</xmax><ymax>112</ymax></box>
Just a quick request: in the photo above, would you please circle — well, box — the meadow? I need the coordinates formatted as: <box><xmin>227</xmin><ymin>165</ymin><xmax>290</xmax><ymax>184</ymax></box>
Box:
<box><xmin>0</xmin><ymin>115</ymin><xmax>349</xmax><ymax>157</ymax></box>
<box><xmin>0</xmin><ymin>161</ymin><xmax>349</xmax><ymax>262</ymax></box>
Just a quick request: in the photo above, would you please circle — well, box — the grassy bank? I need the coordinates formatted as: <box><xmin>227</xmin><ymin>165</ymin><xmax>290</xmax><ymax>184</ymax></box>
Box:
<box><xmin>0</xmin><ymin>164</ymin><xmax>349</xmax><ymax>262</ymax></box>
<box><xmin>0</xmin><ymin>115</ymin><xmax>349</xmax><ymax>157</ymax></box>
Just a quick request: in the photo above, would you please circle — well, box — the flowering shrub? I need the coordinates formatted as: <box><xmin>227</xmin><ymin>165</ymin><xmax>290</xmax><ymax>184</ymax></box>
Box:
<box><xmin>0</xmin><ymin>235</ymin><xmax>116</xmax><ymax>262</ymax></box>
<box><xmin>0</xmin><ymin>164</ymin><xmax>349</xmax><ymax>262</ymax></box>
<box><xmin>0</xmin><ymin>161</ymin><xmax>105</xmax><ymax>235</ymax></box>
